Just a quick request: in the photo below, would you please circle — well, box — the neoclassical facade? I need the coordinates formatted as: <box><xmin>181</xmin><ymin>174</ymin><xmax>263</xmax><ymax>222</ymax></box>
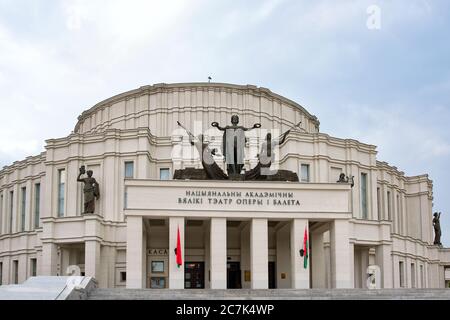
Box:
<box><xmin>0</xmin><ymin>83</ymin><xmax>449</xmax><ymax>290</ymax></box>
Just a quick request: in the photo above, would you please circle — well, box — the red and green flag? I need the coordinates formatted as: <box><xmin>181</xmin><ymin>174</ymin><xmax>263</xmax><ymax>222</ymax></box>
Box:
<box><xmin>176</xmin><ymin>226</ymin><xmax>183</xmax><ymax>268</ymax></box>
<box><xmin>303</xmin><ymin>226</ymin><xmax>309</xmax><ymax>269</ymax></box>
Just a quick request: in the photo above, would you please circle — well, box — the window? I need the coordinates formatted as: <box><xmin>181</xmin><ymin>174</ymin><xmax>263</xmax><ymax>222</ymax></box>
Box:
<box><xmin>9</xmin><ymin>191</ymin><xmax>14</xmax><ymax>233</ymax></box>
<box><xmin>151</xmin><ymin>277</ymin><xmax>166</xmax><ymax>289</ymax></box>
<box><xmin>151</xmin><ymin>261</ymin><xmax>165</xmax><ymax>273</ymax></box>
<box><xmin>120</xmin><ymin>272</ymin><xmax>127</xmax><ymax>282</ymax></box>
<box><xmin>300</xmin><ymin>164</ymin><xmax>310</xmax><ymax>182</ymax></box>
<box><xmin>13</xmin><ymin>260</ymin><xmax>18</xmax><ymax>284</ymax></box>
<box><xmin>411</xmin><ymin>263</ymin><xmax>416</xmax><ymax>288</ymax></box>
<box><xmin>159</xmin><ymin>168</ymin><xmax>170</xmax><ymax>180</ymax></box>
<box><xmin>397</xmin><ymin>194</ymin><xmax>402</xmax><ymax>234</ymax></box>
<box><xmin>124</xmin><ymin>162</ymin><xmax>134</xmax><ymax>179</ymax></box>
<box><xmin>420</xmin><ymin>265</ymin><xmax>424</xmax><ymax>288</ymax></box>
<box><xmin>21</xmin><ymin>187</ymin><xmax>26</xmax><ymax>232</ymax></box>
<box><xmin>387</xmin><ymin>191</ymin><xmax>392</xmax><ymax>220</ymax></box>
<box><xmin>0</xmin><ymin>193</ymin><xmax>3</xmax><ymax>235</ymax></box>
<box><xmin>399</xmin><ymin>261</ymin><xmax>405</xmax><ymax>288</ymax></box>
<box><xmin>30</xmin><ymin>258</ymin><xmax>37</xmax><ymax>277</ymax></box>
<box><xmin>360</xmin><ymin>173</ymin><xmax>368</xmax><ymax>219</ymax></box>
<box><xmin>34</xmin><ymin>184</ymin><xmax>40</xmax><ymax>229</ymax></box>
<box><xmin>0</xmin><ymin>262</ymin><xmax>2</xmax><ymax>285</ymax></box>
<box><xmin>58</xmin><ymin>169</ymin><xmax>66</xmax><ymax>217</ymax></box>
<box><xmin>377</xmin><ymin>187</ymin><xmax>381</xmax><ymax>220</ymax></box>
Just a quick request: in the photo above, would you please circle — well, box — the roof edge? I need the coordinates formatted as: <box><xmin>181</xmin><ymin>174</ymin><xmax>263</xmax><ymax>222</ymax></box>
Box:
<box><xmin>74</xmin><ymin>82</ymin><xmax>320</xmax><ymax>132</ymax></box>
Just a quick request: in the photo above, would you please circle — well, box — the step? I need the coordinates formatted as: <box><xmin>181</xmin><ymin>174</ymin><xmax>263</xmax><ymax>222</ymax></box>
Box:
<box><xmin>87</xmin><ymin>288</ymin><xmax>450</xmax><ymax>300</ymax></box>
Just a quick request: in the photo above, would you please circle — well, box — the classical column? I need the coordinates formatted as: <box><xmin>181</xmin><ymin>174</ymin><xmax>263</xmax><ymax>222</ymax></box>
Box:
<box><xmin>349</xmin><ymin>242</ymin><xmax>355</xmax><ymax>288</ymax></box>
<box><xmin>290</xmin><ymin>219</ymin><xmax>310</xmax><ymax>289</ymax></box>
<box><xmin>1</xmin><ymin>257</ymin><xmax>10</xmax><ymax>285</ymax></box>
<box><xmin>376</xmin><ymin>244</ymin><xmax>393</xmax><ymax>288</ymax></box>
<box><xmin>311</xmin><ymin>231</ymin><xmax>325</xmax><ymax>288</ymax></box>
<box><xmin>250</xmin><ymin>218</ymin><xmax>268</xmax><ymax>289</ymax></box>
<box><xmin>360</xmin><ymin>248</ymin><xmax>369</xmax><ymax>288</ymax></box>
<box><xmin>126</xmin><ymin>216</ymin><xmax>145</xmax><ymax>288</ymax></box>
<box><xmin>60</xmin><ymin>248</ymin><xmax>71</xmax><ymax>276</ymax></box>
<box><xmin>330</xmin><ymin>219</ymin><xmax>353</xmax><ymax>288</ymax></box>
<box><xmin>276</xmin><ymin>223</ymin><xmax>291</xmax><ymax>288</ymax></box>
<box><xmin>85</xmin><ymin>240</ymin><xmax>101</xmax><ymax>279</ymax></box>
<box><xmin>169</xmin><ymin>217</ymin><xmax>185</xmax><ymax>289</ymax></box>
<box><xmin>210</xmin><ymin>218</ymin><xmax>227</xmax><ymax>289</ymax></box>
<box><xmin>41</xmin><ymin>243</ymin><xmax>58</xmax><ymax>276</ymax></box>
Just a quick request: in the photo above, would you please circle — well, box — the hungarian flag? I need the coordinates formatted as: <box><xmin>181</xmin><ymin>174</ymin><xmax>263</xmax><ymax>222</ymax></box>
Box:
<box><xmin>303</xmin><ymin>226</ymin><xmax>309</xmax><ymax>269</ymax></box>
<box><xmin>176</xmin><ymin>226</ymin><xmax>183</xmax><ymax>268</ymax></box>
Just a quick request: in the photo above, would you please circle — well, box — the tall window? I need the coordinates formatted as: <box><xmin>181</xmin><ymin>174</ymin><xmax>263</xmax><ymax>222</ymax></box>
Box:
<box><xmin>420</xmin><ymin>265</ymin><xmax>424</xmax><ymax>288</ymax></box>
<box><xmin>13</xmin><ymin>260</ymin><xmax>18</xmax><ymax>284</ymax></box>
<box><xmin>0</xmin><ymin>262</ymin><xmax>2</xmax><ymax>285</ymax></box>
<box><xmin>159</xmin><ymin>168</ymin><xmax>170</xmax><ymax>180</ymax></box>
<box><xmin>360</xmin><ymin>173</ymin><xmax>368</xmax><ymax>219</ymax></box>
<box><xmin>300</xmin><ymin>164</ymin><xmax>310</xmax><ymax>182</ymax></box>
<box><xmin>9</xmin><ymin>191</ymin><xmax>14</xmax><ymax>233</ymax></box>
<box><xmin>411</xmin><ymin>263</ymin><xmax>416</xmax><ymax>288</ymax></box>
<box><xmin>387</xmin><ymin>191</ymin><xmax>392</xmax><ymax>220</ymax></box>
<box><xmin>377</xmin><ymin>187</ymin><xmax>381</xmax><ymax>220</ymax></box>
<box><xmin>397</xmin><ymin>194</ymin><xmax>401</xmax><ymax>234</ymax></box>
<box><xmin>125</xmin><ymin>162</ymin><xmax>134</xmax><ymax>179</ymax></box>
<box><xmin>21</xmin><ymin>187</ymin><xmax>26</xmax><ymax>232</ymax></box>
<box><xmin>0</xmin><ymin>192</ymin><xmax>3</xmax><ymax>235</ymax></box>
<box><xmin>34</xmin><ymin>184</ymin><xmax>40</xmax><ymax>229</ymax></box>
<box><xmin>399</xmin><ymin>261</ymin><xmax>405</xmax><ymax>287</ymax></box>
<box><xmin>30</xmin><ymin>258</ymin><xmax>37</xmax><ymax>277</ymax></box>
<box><xmin>58</xmin><ymin>169</ymin><xmax>66</xmax><ymax>217</ymax></box>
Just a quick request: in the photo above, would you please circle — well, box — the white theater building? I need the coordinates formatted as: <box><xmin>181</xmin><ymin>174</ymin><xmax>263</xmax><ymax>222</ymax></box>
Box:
<box><xmin>0</xmin><ymin>82</ymin><xmax>449</xmax><ymax>290</ymax></box>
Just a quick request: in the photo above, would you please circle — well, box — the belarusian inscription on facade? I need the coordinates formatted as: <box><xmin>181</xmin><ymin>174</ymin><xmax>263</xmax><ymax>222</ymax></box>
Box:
<box><xmin>178</xmin><ymin>190</ymin><xmax>301</xmax><ymax>206</ymax></box>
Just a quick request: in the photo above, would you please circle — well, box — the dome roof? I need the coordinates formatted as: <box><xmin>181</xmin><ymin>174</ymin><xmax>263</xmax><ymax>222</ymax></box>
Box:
<box><xmin>74</xmin><ymin>82</ymin><xmax>320</xmax><ymax>134</ymax></box>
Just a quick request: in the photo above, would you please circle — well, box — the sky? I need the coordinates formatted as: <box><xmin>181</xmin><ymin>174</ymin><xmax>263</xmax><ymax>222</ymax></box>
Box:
<box><xmin>0</xmin><ymin>0</ymin><xmax>449</xmax><ymax>245</ymax></box>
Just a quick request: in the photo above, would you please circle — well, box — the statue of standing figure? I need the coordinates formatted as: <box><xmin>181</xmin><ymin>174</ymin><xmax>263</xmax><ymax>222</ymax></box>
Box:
<box><xmin>77</xmin><ymin>166</ymin><xmax>100</xmax><ymax>214</ymax></box>
<box><xmin>212</xmin><ymin>115</ymin><xmax>261</xmax><ymax>176</ymax></box>
<box><xmin>433</xmin><ymin>212</ymin><xmax>442</xmax><ymax>246</ymax></box>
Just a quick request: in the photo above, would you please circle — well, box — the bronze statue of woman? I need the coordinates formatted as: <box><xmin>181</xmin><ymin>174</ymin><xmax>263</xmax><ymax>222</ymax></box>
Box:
<box><xmin>77</xmin><ymin>166</ymin><xmax>100</xmax><ymax>214</ymax></box>
<box><xmin>433</xmin><ymin>212</ymin><xmax>442</xmax><ymax>246</ymax></box>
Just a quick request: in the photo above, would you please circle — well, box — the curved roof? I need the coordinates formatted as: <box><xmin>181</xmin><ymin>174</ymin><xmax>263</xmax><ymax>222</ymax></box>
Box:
<box><xmin>74</xmin><ymin>82</ymin><xmax>320</xmax><ymax>132</ymax></box>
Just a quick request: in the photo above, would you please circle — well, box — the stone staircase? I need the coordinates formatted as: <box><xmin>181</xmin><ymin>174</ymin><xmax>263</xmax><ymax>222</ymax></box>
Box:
<box><xmin>0</xmin><ymin>276</ymin><xmax>96</xmax><ymax>300</ymax></box>
<box><xmin>87</xmin><ymin>288</ymin><xmax>450</xmax><ymax>300</ymax></box>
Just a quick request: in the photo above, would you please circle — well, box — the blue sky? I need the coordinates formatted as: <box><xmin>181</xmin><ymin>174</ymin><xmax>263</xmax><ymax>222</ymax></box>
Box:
<box><xmin>0</xmin><ymin>0</ymin><xmax>449</xmax><ymax>244</ymax></box>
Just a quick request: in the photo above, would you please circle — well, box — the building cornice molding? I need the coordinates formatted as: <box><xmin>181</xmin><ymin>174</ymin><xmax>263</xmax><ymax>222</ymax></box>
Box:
<box><xmin>0</xmin><ymin>152</ymin><xmax>46</xmax><ymax>177</ymax></box>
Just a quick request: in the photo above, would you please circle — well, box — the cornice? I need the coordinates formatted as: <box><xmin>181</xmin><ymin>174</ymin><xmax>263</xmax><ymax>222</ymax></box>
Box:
<box><xmin>0</xmin><ymin>152</ymin><xmax>46</xmax><ymax>178</ymax></box>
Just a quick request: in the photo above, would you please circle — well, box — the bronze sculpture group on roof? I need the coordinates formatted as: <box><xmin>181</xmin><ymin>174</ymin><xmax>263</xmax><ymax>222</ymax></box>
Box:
<box><xmin>175</xmin><ymin>115</ymin><xmax>301</xmax><ymax>181</ymax></box>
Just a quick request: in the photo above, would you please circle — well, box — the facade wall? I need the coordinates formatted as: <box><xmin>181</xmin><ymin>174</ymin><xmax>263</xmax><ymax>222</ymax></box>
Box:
<box><xmin>0</xmin><ymin>83</ymin><xmax>447</xmax><ymax>288</ymax></box>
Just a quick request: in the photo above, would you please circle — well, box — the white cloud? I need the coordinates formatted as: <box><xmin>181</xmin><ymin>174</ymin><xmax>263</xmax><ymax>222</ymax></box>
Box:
<box><xmin>328</xmin><ymin>102</ymin><xmax>450</xmax><ymax>174</ymax></box>
<box><xmin>62</xmin><ymin>0</ymin><xmax>198</xmax><ymax>47</ymax></box>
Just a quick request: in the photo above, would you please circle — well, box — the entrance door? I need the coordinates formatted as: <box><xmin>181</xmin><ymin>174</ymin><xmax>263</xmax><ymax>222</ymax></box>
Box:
<box><xmin>185</xmin><ymin>262</ymin><xmax>205</xmax><ymax>289</ymax></box>
<box><xmin>227</xmin><ymin>262</ymin><xmax>242</xmax><ymax>289</ymax></box>
<box><xmin>268</xmin><ymin>262</ymin><xmax>276</xmax><ymax>289</ymax></box>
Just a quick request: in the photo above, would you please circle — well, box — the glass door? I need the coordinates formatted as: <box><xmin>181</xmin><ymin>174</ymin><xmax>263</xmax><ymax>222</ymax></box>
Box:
<box><xmin>185</xmin><ymin>262</ymin><xmax>205</xmax><ymax>289</ymax></box>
